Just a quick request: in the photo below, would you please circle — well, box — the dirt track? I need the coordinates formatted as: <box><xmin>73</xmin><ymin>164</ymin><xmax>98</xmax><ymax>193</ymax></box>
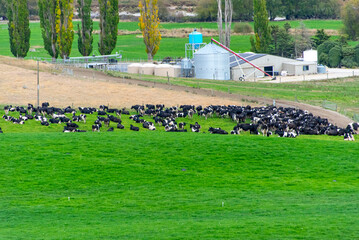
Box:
<box><xmin>0</xmin><ymin>57</ymin><xmax>353</xmax><ymax>128</ymax></box>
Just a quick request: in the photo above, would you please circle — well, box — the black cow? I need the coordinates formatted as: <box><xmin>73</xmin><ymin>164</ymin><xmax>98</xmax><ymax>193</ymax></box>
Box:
<box><xmin>130</xmin><ymin>124</ymin><xmax>139</xmax><ymax>131</ymax></box>
<box><xmin>208</xmin><ymin>127</ymin><xmax>228</xmax><ymax>135</ymax></box>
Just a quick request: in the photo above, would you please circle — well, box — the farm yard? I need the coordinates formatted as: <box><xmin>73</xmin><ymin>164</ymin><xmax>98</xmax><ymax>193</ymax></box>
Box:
<box><xmin>1</xmin><ymin>18</ymin><xmax>359</xmax><ymax>239</ymax></box>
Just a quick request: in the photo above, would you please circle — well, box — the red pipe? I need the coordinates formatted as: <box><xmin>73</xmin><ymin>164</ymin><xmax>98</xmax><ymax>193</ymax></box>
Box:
<box><xmin>211</xmin><ymin>38</ymin><xmax>274</xmax><ymax>78</ymax></box>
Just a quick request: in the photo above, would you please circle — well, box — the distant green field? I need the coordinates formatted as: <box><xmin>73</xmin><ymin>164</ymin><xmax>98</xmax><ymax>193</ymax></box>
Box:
<box><xmin>0</xmin><ymin>19</ymin><xmax>354</xmax><ymax>60</ymax></box>
<box><xmin>0</xmin><ymin>131</ymin><xmax>358</xmax><ymax>239</ymax></box>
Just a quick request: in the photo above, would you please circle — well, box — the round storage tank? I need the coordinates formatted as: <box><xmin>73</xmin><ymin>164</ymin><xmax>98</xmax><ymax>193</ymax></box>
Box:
<box><xmin>317</xmin><ymin>65</ymin><xmax>327</xmax><ymax>74</ymax></box>
<box><xmin>127</xmin><ymin>63</ymin><xmax>142</xmax><ymax>74</ymax></box>
<box><xmin>303</xmin><ymin>49</ymin><xmax>318</xmax><ymax>62</ymax></box>
<box><xmin>189</xmin><ymin>29</ymin><xmax>203</xmax><ymax>45</ymax></box>
<box><xmin>154</xmin><ymin>64</ymin><xmax>172</xmax><ymax>77</ymax></box>
<box><xmin>140</xmin><ymin>63</ymin><xmax>156</xmax><ymax>75</ymax></box>
<box><xmin>194</xmin><ymin>43</ymin><xmax>230</xmax><ymax>80</ymax></box>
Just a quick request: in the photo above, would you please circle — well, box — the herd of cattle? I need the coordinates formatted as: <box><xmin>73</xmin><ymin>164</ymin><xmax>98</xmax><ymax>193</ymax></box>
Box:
<box><xmin>1</xmin><ymin>103</ymin><xmax>358</xmax><ymax>141</ymax></box>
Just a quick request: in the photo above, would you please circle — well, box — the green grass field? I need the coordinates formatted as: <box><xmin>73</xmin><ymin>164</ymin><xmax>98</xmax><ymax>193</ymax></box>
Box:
<box><xmin>1</xmin><ymin>130</ymin><xmax>358</xmax><ymax>239</ymax></box>
<box><xmin>0</xmin><ymin>19</ymin><xmax>357</xmax><ymax>60</ymax></box>
<box><xmin>1</xmin><ymin>20</ymin><xmax>359</xmax><ymax>238</ymax></box>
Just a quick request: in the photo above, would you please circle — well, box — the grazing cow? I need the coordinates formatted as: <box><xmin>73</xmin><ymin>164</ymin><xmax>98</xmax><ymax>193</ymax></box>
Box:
<box><xmin>121</xmin><ymin>108</ymin><xmax>130</xmax><ymax>115</ymax></box>
<box><xmin>165</xmin><ymin>125</ymin><xmax>177</xmax><ymax>132</ymax></box>
<box><xmin>98</xmin><ymin>111</ymin><xmax>107</xmax><ymax>116</ymax></box>
<box><xmin>49</xmin><ymin>118</ymin><xmax>60</xmax><ymax>124</ymax></box>
<box><xmin>130</xmin><ymin>124</ymin><xmax>139</xmax><ymax>131</ymax></box>
<box><xmin>92</xmin><ymin>124</ymin><xmax>101</xmax><ymax>132</ymax></box>
<box><xmin>344</xmin><ymin>132</ymin><xmax>355</xmax><ymax>141</ymax></box>
<box><xmin>275</xmin><ymin>130</ymin><xmax>297</xmax><ymax>138</ymax></box>
<box><xmin>63</xmin><ymin>126</ymin><xmax>77</xmax><ymax>132</ymax></box>
<box><xmin>143</xmin><ymin>121</ymin><xmax>156</xmax><ymax>131</ymax></box>
<box><xmin>190</xmin><ymin>122</ymin><xmax>201</xmax><ymax>132</ymax></box>
<box><xmin>178</xmin><ymin>122</ymin><xmax>186</xmax><ymax>130</ymax></box>
<box><xmin>188</xmin><ymin>109</ymin><xmax>194</xmax><ymax>119</ymax></box>
<box><xmin>117</xmin><ymin>123</ymin><xmax>125</xmax><ymax>129</ymax></box>
<box><xmin>0</xmin><ymin>127</ymin><xmax>3</xmax><ymax>133</ymax></box>
<box><xmin>67</xmin><ymin>122</ymin><xmax>79</xmax><ymax>128</ymax></box>
<box><xmin>104</xmin><ymin>118</ymin><xmax>110</xmax><ymax>127</ymax></box>
<box><xmin>99</xmin><ymin>105</ymin><xmax>109</xmax><ymax>111</ymax></box>
<box><xmin>260</xmin><ymin>124</ymin><xmax>269</xmax><ymax>137</ymax></box>
<box><xmin>41</xmin><ymin>121</ymin><xmax>49</xmax><ymax>126</ymax></box>
<box><xmin>208</xmin><ymin>127</ymin><xmax>228</xmax><ymax>135</ymax></box>
<box><xmin>107</xmin><ymin>127</ymin><xmax>114</xmax><ymax>132</ymax></box>
<box><xmin>236</xmin><ymin>123</ymin><xmax>259</xmax><ymax>135</ymax></box>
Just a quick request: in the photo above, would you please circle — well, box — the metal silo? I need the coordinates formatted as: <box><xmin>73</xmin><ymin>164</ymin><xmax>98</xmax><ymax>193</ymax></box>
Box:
<box><xmin>194</xmin><ymin>43</ymin><xmax>230</xmax><ymax>80</ymax></box>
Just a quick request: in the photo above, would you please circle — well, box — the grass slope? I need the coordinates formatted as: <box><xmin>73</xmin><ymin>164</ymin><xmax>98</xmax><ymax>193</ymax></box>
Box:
<box><xmin>0</xmin><ymin>132</ymin><xmax>358</xmax><ymax>239</ymax></box>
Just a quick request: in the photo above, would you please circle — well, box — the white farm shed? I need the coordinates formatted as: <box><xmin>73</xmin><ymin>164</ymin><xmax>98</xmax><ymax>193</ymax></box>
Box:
<box><xmin>230</xmin><ymin>53</ymin><xmax>317</xmax><ymax>80</ymax></box>
<box><xmin>282</xmin><ymin>61</ymin><xmax>318</xmax><ymax>76</ymax></box>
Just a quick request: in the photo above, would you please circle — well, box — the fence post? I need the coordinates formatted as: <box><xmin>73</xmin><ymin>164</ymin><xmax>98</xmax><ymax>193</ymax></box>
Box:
<box><xmin>167</xmin><ymin>72</ymin><xmax>169</xmax><ymax>84</ymax></box>
<box><xmin>37</xmin><ymin>60</ymin><xmax>39</xmax><ymax>108</ymax></box>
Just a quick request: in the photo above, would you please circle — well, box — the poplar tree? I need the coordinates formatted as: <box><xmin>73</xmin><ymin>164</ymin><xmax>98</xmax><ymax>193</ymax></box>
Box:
<box><xmin>250</xmin><ymin>0</ymin><xmax>271</xmax><ymax>53</ymax></box>
<box><xmin>56</xmin><ymin>0</ymin><xmax>74</xmax><ymax>59</ymax></box>
<box><xmin>39</xmin><ymin>0</ymin><xmax>59</xmax><ymax>60</ymax></box>
<box><xmin>138</xmin><ymin>0</ymin><xmax>162</xmax><ymax>61</ymax></box>
<box><xmin>98</xmin><ymin>0</ymin><xmax>119</xmax><ymax>55</ymax></box>
<box><xmin>77</xmin><ymin>0</ymin><xmax>93</xmax><ymax>56</ymax></box>
<box><xmin>7</xmin><ymin>0</ymin><xmax>31</xmax><ymax>58</ymax></box>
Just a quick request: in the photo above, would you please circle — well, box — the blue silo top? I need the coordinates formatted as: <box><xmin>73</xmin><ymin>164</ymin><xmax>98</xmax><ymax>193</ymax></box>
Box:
<box><xmin>189</xmin><ymin>29</ymin><xmax>203</xmax><ymax>44</ymax></box>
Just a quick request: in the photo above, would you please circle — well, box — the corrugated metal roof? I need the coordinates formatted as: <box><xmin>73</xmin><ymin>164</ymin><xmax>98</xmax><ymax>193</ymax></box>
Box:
<box><xmin>230</xmin><ymin>52</ymin><xmax>266</xmax><ymax>68</ymax></box>
<box><xmin>194</xmin><ymin>43</ymin><xmax>229</xmax><ymax>55</ymax></box>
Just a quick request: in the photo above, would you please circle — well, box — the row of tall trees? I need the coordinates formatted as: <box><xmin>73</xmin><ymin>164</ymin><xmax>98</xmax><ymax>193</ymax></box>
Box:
<box><xmin>7</xmin><ymin>0</ymin><xmax>160</xmax><ymax>61</ymax></box>
<box><xmin>197</xmin><ymin>0</ymin><xmax>341</xmax><ymax>21</ymax></box>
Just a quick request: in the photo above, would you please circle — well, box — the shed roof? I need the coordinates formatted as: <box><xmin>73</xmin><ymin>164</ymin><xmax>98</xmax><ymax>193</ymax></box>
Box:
<box><xmin>230</xmin><ymin>52</ymin><xmax>266</xmax><ymax>68</ymax></box>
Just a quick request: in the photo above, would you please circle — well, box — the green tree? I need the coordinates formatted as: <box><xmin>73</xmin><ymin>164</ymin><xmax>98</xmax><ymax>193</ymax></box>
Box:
<box><xmin>139</xmin><ymin>0</ymin><xmax>162</xmax><ymax>61</ymax></box>
<box><xmin>98</xmin><ymin>0</ymin><xmax>119</xmax><ymax>55</ymax></box>
<box><xmin>56</xmin><ymin>0</ymin><xmax>74</xmax><ymax>59</ymax></box>
<box><xmin>266</xmin><ymin>0</ymin><xmax>282</xmax><ymax>20</ymax></box>
<box><xmin>250</xmin><ymin>0</ymin><xmax>271</xmax><ymax>53</ymax></box>
<box><xmin>77</xmin><ymin>0</ymin><xmax>93</xmax><ymax>56</ymax></box>
<box><xmin>328</xmin><ymin>46</ymin><xmax>342</xmax><ymax>67</ymax></box>
<box><xmin>269</xmin><ymin>26</ymin><xmax>294</xmax><ymax>58</ymax></box>
<box><xmin>39</xmin><ymin>0</ymin><xmax>59</xmax><ymax>60</ymax></box>
<box><xmin>7</xmin><ymin>0</ymin><xmax>31</xmax><ymax>58</ymax></box>
<box><xmin>354</xmin><ymin>44</ymin><xmax>359</xmax><ymax>65</ymax></box>
<box><xmin>0</xmin><ymin>0</ymin><xmax>7</xmax><ymax>16</ymax></box>
<box><xmin>342</xmin><ymin>0</ymin><xmax>359</xmax><ymax>40</ymax></box>
<box><xmin>311</xmin><ymin>29</ymin><xmax>330</xmax><ymax>49</ymax></box>
<box><xmin>196</xmin><ymin>0</ymin><xmax>217</xmax><ymax>21</ymax></box>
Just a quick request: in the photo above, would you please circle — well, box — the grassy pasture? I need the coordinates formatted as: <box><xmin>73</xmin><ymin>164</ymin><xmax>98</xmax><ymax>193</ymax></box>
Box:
<box><xmin>0</xmin><ymin>130</ymin><xmax>358</xmax><ymax>239</ymax></box>
<box><xmin>0</xmin><ymin>19</ymin><xmax>357</xmax><ymax>60</ymax></box>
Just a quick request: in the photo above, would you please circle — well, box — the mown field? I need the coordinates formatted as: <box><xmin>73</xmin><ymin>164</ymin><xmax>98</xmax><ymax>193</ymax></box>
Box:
<box><xmin>0</xmin><ymin>130</ymin><xmax>358</xmax><ymax>239</ymax></box>
<box><xmin>0</xmin><ymin>19</ymin><xmax>357</xmax><ymax>60</ymax></box>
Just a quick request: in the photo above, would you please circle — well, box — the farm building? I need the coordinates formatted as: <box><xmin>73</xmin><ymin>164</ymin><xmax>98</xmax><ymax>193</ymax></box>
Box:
<box><xmin>230</xmin><ymin>53</ymin><xmax>318</xmax><ymax>81</ymax></box>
